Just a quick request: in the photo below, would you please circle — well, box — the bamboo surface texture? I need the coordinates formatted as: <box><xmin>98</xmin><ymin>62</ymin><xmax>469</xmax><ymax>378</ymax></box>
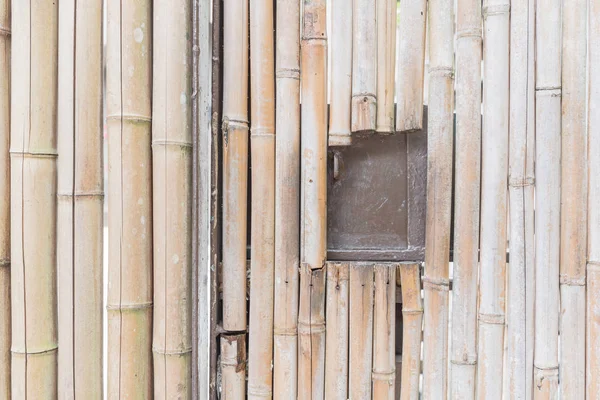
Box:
<box><xmin>221</xmin><ymin>334</ymin><xmax>247</xmax><ymax>399</ymax></box>
<box><xmin>376</xmin><ymin>0</ymin><xmax>396</xmax><ymax>133</ymax></box>
<box><xmin>399</xmin><ymin>263</ymin><xmax>423</xmax><ymax>400</ymax></box>
<box><xmin>372</xmin><ymin>264</ymin><xmax>396</xmax><ymax>399</ymax></box>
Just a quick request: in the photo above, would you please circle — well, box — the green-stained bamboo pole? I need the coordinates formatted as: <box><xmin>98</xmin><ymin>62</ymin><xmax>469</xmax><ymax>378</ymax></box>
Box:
<box><xmin>10</xmin><ymin>1</ymin><xmax>58</xmax><ymax>397</ymax></box>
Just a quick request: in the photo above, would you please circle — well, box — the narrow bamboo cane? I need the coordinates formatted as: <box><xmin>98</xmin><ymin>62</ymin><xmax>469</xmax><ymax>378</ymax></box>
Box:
<box><xmin>57</xmin><ymin>1</ymin><xmax>103</xmax><ymax>397</ymax></box>
<box><xmin>395</xmin><ymin>0</ymin><xmax>427</xmax><ymax>132</ymax></box>
<box><xmin>422</xmin><ymin>0</ymin><xmax>454</xmax><ymax>397</ymax></box>
<box><xmin>221</xmin><ymin>334</ymin><xmax>247</xmax><ymax>399</ymax></box>
<box><xmin>375</xmin><ymin>0</ymin><xmax>396</xmax><ymax>133</ymax></box>
<box><xmin>106</xmin><ymin>0</ymin><xmax>154</xmax><ymax>397</ymax></box>
<box><xmin>10</xmin><ymin>1</ymin><xmax>58</xmax><ymax>397</ymax></box>
<box><xmin>328</xmin><ymin>0</ymin><xmax>352</xmax><ymax>146</ymax></box>
<box><xmin>351</xmin><ymin>0</ymin><xmax>377</xmax><ymax>132</ymax></box>
<box><xmin>399</xmin><ymin>263</ymin><xmax>423</xmax><ymax>400</ymax></box>
<box><xmin>372</xmin><ymin>264</ymin><xmax>396</xmax><ymax>399</ymax></box>
<box><xmin>273</xmin><ymin>0</ymin><xmax>301</xmax><ymax>395</ymax></box>
<box><xmin>450</xmin><ymin>0</ymin><xmax>481</xmax><ymax>397</ymax></box>
<box><xmin>534</xmin><ymin>0</ymin><xmax>562</xmax><ymax>396</ymax></box>
<box><xmin>324</xmin><ymin>262</ymin><xmax>349</xmax><ymax>400</ymax></box>
<box><xmin>559</xmin><ymin>0</ymin><xmax>587</xmax><ymax>398</ymax></box>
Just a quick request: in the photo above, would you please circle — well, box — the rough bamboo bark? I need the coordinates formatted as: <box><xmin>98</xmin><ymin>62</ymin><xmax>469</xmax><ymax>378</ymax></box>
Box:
<box><xmin>399</xmin><ymin>263</ymin><xmax>423</xmax><ymax>400</ymax></box>
<box><xmin>422</xmin><ymin>0</ymin><xmax>454</xmax><ymax>397</ymax></box>
<box><xmin>57</xmin><ymin>1</ymin><xmax>103</xmax><ymax>397</ymax></box>
<box><xmin>372</xmin><ymin>264</ymin><xmax>396</xmax><ymax>399</ymax></box>
<box><xmin>328</xmin><ymin>0</ymin><xmax>352</xmax><ymax>146</ymax></box>
<box><xmin>351</xmin><ymin>0</ymin><xmax>376</xmax><ymax>132</ymax></box>
<box><xmin>376</xmin><ymin>0</ymin><xmax>396</xmax><ymax>133</ymax></box>
<box><xmin>450</xmin><ymin>0</ymin><xmax>481</xmax><ymax>397</ymax></box>
<box><xmin>534</xmin><ymin>0</ymin><xmax>561</xmax><ymax>396</ymax></box>
<box><xmin>395</xmin><ymin>0</ymin><xmax>427</xmax><ymax>132</ymax></box>
<box><xmin>221</xmin><ymin>334</ymin><xmax>247</xmax><ymax>399</ymax></box>
<box><xmin>106</xmin><ymin>0</ymin><xmax>154</xmax><ymax>397</ymax></box>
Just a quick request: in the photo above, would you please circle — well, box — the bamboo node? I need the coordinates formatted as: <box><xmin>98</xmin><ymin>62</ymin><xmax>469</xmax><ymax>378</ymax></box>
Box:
<box><xmin>152</xmin><ymin>139</ymin><xmax>193</xmax><ymax>148</ymax></box>
<box><xmin>0</xmin><ymin>259</ymin><xmax>10</xmax><ymax>267</ymax></box>
<box><xmin>9</xmin><ymin>150</ymin><xmax>58</xmax><ymax>159</ymax></box>
<box><xmin>456</xmin><ymin>28</ymin><xmax>482</xmax><ymax>39</ymax></box>
<box><xmin>402</xmin><ymin>308</ymin><xmax>423</xmax><ymax>315</ymax></box>
<box><xmin>11</xmin><ymin>345</ymin><xmax>58</xmax><ymax>356</ymax></box>
<box><xmin>422</xmin><ymin>276</ymin><xmax>450</xmax><ymax>291</ymax></box>
<box><xmin>57</xmin><ymin>191</ymin><xmax>104</xmax><ymax>199</ymax></box>
<box><xmin>450</xmin><ymin>357</ymin><xmax>477</xmax><ymax>366</ymax></box>
<box><xmin>0</xmin><ymin>26</ymin><xmax>10</xmax><ymax>36</ymax></box>
<box><xmin>297</xmin><ymin>321</ymin><xmax>326</xmax><ymax>334</ymax></box>
<box><xmin>106</xmin><ymin>301</ymin><xmax>153</xmax><ymax>311</ymax></box>
<box><xmin>273</xmin><ymin>327</ymin><xmax>297</xmax><ymax>336</ymax></box>
<box><xmin>559</xmin><ymin>274</ymin><xmax>585</xmax><ymax>286</ymax></box>
<box><xmin>276</xmin><ymin>68</ymin><xmax>300</xmax><ymax>80</ymax></box>
<box><xmin>106</xmin><ymin>114</ymin><xmax>152</xmax><ymax>123</ymax></box>
<box><xmin>508</xmin><ymin>176</ymin><xmax>534</xmax><ymax>187</ymax></box>
<box><xmin>478</xmin><ymin>312</ymin><xmax>505</xmax><ymax>325</ymax></box>
<box><xmin>587</xmin><ymin>260</ymin><xmax>600</xmax><ymax>272</ymax></box>
<box><xmin>247</xmin><ymin>385</ymin><xmax>273</xmax><ymax>398</ymax></box>
<box><xmin>152</xmin><ymin>347</ymin><xmax>193</xmax><ymax>356</ymax></box>
<box><xmin>428</xmin><ymin>66</ymin><xmax>454</xmax><ymax>78</ymax></box>
<box><xmin>482</xmin><ymin>4</ymin><xmax>510</xmax><ymax>17</ymax></box>
<box><xmin>250</xmin><ymin>127</ymin><xmax>275</xmax><ymax>137</ymax></box>
<box><xmin>535</xmin><ymin>87</ymin><xmax>561</xmax><ymax>97</ymax></box>
<box><xmin>371</xmin><ymin>369</ymin><xmax>396</xmax><ymax>381</ymax></box>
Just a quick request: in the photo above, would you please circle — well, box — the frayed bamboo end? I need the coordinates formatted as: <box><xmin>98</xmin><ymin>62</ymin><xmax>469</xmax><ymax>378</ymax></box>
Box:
<box><xmin>395</xmin><ymin>116</ymin><xmax>423</xmax><ymax>133</ymax></box>
<box><xmin>351</xmin><ymin>95</ymin><xmax>376</xmax><ymax>133</ymax></box>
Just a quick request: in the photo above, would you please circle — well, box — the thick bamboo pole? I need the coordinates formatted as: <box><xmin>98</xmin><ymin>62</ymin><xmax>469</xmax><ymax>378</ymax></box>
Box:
<box><xmin>351</xmin><ymin>0</ymin><xmax>376</xmax><ymax>132</ymax></box>
<box><xmin>421</xmin><ymin>0</ymin><xmax>454</xmax><ymax>397</ymax></box>
<box><xmin>376</xmin><ymin>0</ymin><xmax>396</xmax><ymax>133</ymax></box>
<box><xmin>106</xmin><ymin>1</ymin><xmax>154</xmax><ymax>397</ymax></box>
<box><xmin>328</xmin><ymin>0</ymin><xmax>352</xmax><ymax>146</ymax></box>
<box><xmin>372</xmin><ymin>264</ymin><xmax>396</xmax><ymax>399</ymax></box>
<box><xmin>221</xmin><ymin>334</ymin><xmax>247</xmax><ymax>399</ymax></box>
<box><xmin>395</xmin><ymin>0</ymin><xmax>427</xmax><ymax>132</ymax></box>
<box><xmin>10</xmin><ymin>1</ymin><xmax>58</xmax><ymax>397</ymax></box>
<box><xmin>399</xmin><ymin>263</ymin><xmax>423</xmax><ymax>400</ymax></box>
<box><xmin>57</xmin><ymin>1</ymin><xmax>103</xmax><ymax>397</ymax></box>
<box><xmin>534</xmin><ymin>0</ymin><xmax>561</xmax><ymax>396</ymax></box>
<box><xmin>450</xmin><ymin>0</ymin><xmax>481</xmax><ymax>397</ymax></box>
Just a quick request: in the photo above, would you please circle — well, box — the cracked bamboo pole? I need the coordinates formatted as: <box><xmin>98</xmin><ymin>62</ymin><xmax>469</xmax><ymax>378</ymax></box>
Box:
<box><xmin>106</xmin><ymin>0</ymin><xmax>154</xmax><ymax>397</ymax></box>
<box><xmin>395</xmin><ymin>0</ymin><xmax>427</xmax><ymax>132</ymax></box>
<box><xmin>399</xmin><ymin>263</ymin><xmax>423</xmax><ymax>400</ymax></box>
<box><xmin>57</xmin><ymin>1</ymin><xmax>103</xmax><ymax>397</ymax></box>
<box><xmin>372</xmin><ymin>264</ymin><xmax>396</xmax><ymax>399</ymax></box>
<box><xmin>11</xmin><ymin>1</ymin><xmax>58</xmax><ymax>397</ymax></box>
<box><xmin>351</xmin><ymin>0</ymin><xmax>376</xmax><ymax>132</ymax></box>
<box><xmin>375</xmin><ymin>0</ymin><xmax>396</xmax><ymax>133</ymax></box>
<box><xmin>534</xmin><ymin>0</ymin><xmax>561</xmax><ymax>396</ymax></box>
<box><xmin>221</xmin><ymin>333</ymin><xmax>247</xmax><ymax>399</ymax></box>
<box><xmin>421</xmin><ymin>0</ymin><xmax>454</xmax><ymax>397</ymax></box>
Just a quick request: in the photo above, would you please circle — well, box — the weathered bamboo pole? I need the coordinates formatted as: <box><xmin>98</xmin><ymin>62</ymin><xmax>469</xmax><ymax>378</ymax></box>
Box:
<box><xmin>57</xmin><ymin>1</ymin><xmax>103</xmax><ymax>397</ymax></box>
<box><xmin>106</xmin><ymin>0</ymin><xmax>154</xmax><ymax>397</ymax></box>
<box><xmin>324</xmin><ymin>262</ymin><xmax>349</xmax><ymax>400</ymax></box>
<box><xmin>351</xmin><ymin>0</ymin><xmax>376</xmax><ymax>132</ymax></box>
<box><xmin>10</xmin><ymin>1</ymin><xmax>58</xmax><ymax>397</ymax></box>
<box><xmin>534</xmin><ymin>0</ymin><xmax>561</xmax><ymax>396</ymax></box>
<box><xmin>395</xmin><ymin>0</ymin><xmax>427</xmax><ymax>132</ymax></box>
<box><xmin>376</xmin><ymin>0</ymin><xmax>396</xmax><ymax>133</ymax></box>
<box><xmin>221</xmin><ymin>334</ymin><xmax>247</xmax><ymax>399</ymax></box>
<box><xmin>399</xmin><ymin>263</ymin><xmax>423</xmax><ymax>400</ymax></box>
<box><xmin>372</xmin><ymin>264</ymin><xmax>396</xmax><ymax>399</ymax></box>
<box><xmin>421</xmin><ymin>0</ymin><xmax>454</xmax><ymax>397</ymax></box>
<box><xmin>328</xmin><ymin>0</ymin><xmax>352</xmax><ymax>146</ymax></box>
<box><xmin>450</xmin><ymin>0</ymin><xmax>481</xmax><ymax>397</ymax></box>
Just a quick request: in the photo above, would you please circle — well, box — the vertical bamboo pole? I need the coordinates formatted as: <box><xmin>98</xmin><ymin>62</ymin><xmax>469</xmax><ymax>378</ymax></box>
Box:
<box><xmin>534</xmin><ymin>0</ymin><xmax>561</xmax><ymax>396</ymax></box>
<box><xmin>421</xmin><ymin>0</ymin><xmax>454</xmax><ymax>397</ymax></box>
<box><xmin>395</xmin><ymin>0</ymin><xmax>427</xmax><ymax>132</ymax></box>
<box><xmin>221</xmin><ymin>333</ymin><xmax>247</xmax><ymax>399</ymax></box>
<box><xmin>106</xmin><ymin>0</ymin><xmax>154</xmax><ymax>397</ymax></box>
<box><xmin>10</xmin><ymin>1</ymin><xmax>58</xmax><ymax>397</ymax></box>
<box><xmin>450</xmin><ymin>0</ymin><xmax>481</xmax><ymax>397</ymax></box>
<box><xmin>57</xmin><ymin>0</ymin><xmax>104</xmax><ymax>397</ymax></box>
<box><xmin>324</xmin><ymin>262</ymin><xmax>349</xmax><ymax>400</ymax></box>
<box><xmin>273</xmin><ymin>0</ymin><xmax>301</xmax><ymax>395</ymax></box>
<box><xmin>376</xmin><ymin>0</ymin><xmax>396</xmax><ymax>133</ymax></box>
<box><xmin>372</xmin><ymin>264</ymin><xmax>396</xmax><ymax>399</ymax></box>
<box><xmin>328</xmin><ymin>0</ymin><xmax>352</xmax><ymax>146</ymax></box>
<box><xmin>399</xmin><ymin>263</ymin><xmax>423</xmax><ymax>400</ymax></box>
<box><xmin>351</xmin><ymin>0</ymin><xmax>376</xmax><ymax>132</ymax></box>
<box><xmin>559</xmin><ymin>0</ymin><xmax>587</xmax><ymax>397</ymax></box>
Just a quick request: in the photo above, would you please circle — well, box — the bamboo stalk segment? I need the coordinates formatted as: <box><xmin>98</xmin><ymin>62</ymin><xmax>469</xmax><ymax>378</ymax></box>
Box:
<box><xmin>351</xmin><ymin>0</ymin><xmax>377</xmax><ymax>132</ymax></box>
<box><xmin>221</xmin><ymin>334</ymin><xmax>247</xmax><ymax>399</ymax></box>
<box><xmin>372</xmin><ymin>264</ymin><xmax>396</xmax><ymax>399</ymax></box>
<box><xmin>395</xmin><ymin>0</ymin><xmax>427</xmax><ymax>132</ymax></box>
<box><xmin>324</xmin><ymin>262</ymin><xmax>349</xmax><ymax>400</ymax></box>
<box><xmin>399</xmin><ymin>263</ymin><xmax>423</xmax><ymax>400</ymax></box>
<box><xmin>106</xmin><ymin>0</ymin><xmax>154</xmax><ymax>397</ymax></box>
<box><xmin>376</xmin><ymin>0</ymin><xmax>397</xmax><ymax>133</ymax></box>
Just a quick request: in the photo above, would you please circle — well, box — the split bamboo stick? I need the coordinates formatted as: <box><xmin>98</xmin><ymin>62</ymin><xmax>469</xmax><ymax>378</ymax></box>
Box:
<box><xmin>10</xmin><ymin>1</ymin><xmax>58</xmax><ymax>397</ymax></box>
<box><xmin>273</xmin><ymin>0</ymin><xmax>301</xmax><ymax>395</ymax></box>
<box><xmin>57</xmin><ymin>1</ymin><xmax>103</xmax><ymax>397</ymax></box>
<box><xmin>373</xmin><ymin>264</ymin><xmax>396</xmax><ymax>399</ymax></box>
<box><xmin>450</xmin><ymin>0</ymin><xmax>481</xmax><ymax>397</ymax></box>
<box><xmin>324</xmin><ymin>262</ymin><xmax>349</xmax><ymax>400</ymax></box>
<box><xmin>399</xmin><ymin>263</ymin><xmax>423</xmax><ymax>400</ymax></box>
<box><xmin>106</xmin><ymin>0</ymin><xmax>154</xmax><ymax>397</ymax></box>
<box><xmin>421</xmin><ymin>0</ymin><xmax>454</xmax><ymax>397</ymax></box>
<box><xmin>222</xmin><ymin>0</ymin><xmax>249</xmax><ymax>332</ymax></box>
<box><xmin>559</xmin><ymin>0</ymin><xmax>587</xmax><ymax>398</ymax></box>
<box><xmin>534</xmin><ymin>0</ymin><xmax>562</xmax><ymax>396</ymax></box>
<box><xmin>328</xmin><ymin>0</ymin><xmax>352</xmax><ymax>146</ymax></box>
<box><xmin>221</xmin><ymin>334</ymin><xmax>247</xmax><ymax>399</ymax></box>
<box><xmin>351</xmin><ymin>0</ymin><xmax>377</xmax><ymax>132</ymax></box>
<box><xmin>395</xmin><ymin>0</ymin><xmax>427</xmax><ymax>132</ymax></box>
<box><xmin>376</xmin><ymin>0</ymin><xmax>397</xmax><ymax>133</ymax></box>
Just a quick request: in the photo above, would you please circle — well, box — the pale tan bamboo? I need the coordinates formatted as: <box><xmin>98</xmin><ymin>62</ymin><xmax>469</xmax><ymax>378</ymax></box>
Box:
<box><xmin>534</xmin><ymin>0</ymin><xmax>561</xmax><ymax>396</ymax></box>
<box><xmin>106</xmin><ymin>0</ymin><xmax>154</xmax><ymax>397</ymax></box>
<box><xmin>450</xmin><ymin>0</ymin><xmax>481</xmax><ymax>397</ymax></box>
<box><xmin>57</xmin><ymin>1</ymin><xmax>103</xmax><ymax>397</ymax></box>
<box><xmin>399</xmin><ymin>263</ymin><xmax>422</xmax><ymax>400</ymax></box>
<box><xmin>375</xmin><ymin>0</ymin><xmax>396</xmax><ymax>133</ymax></box>
<box><xmin>221</xmin><ymin>334</ymin><xmax>247</xmax><ymax>399</ymax></box>
<box><xmin>351</xmin><ymin>0</ymin><xmax>376</xmax><ymax>132</ymax></box>
<box><xmin>372</xmin><ymin>264</ymin><xmax>396</xmax><ymax>399</ymax></box>
<box><xmin>559</xmin><ymin>0</ymin><xmax>587</xmax><ymax>398</ymax></box>
<box><xmin>421</xmin><ymin>0</ymin><xmax>454</xmax><ymax>397</ymax></box>
<box><xmin>222</xmin><ymin>0</ymin><xmax>249</xmax><ymax>332</ymax></box>
<box><xmin>395</xmin><ymin>0</ymin><xmax>427</xmax><ymax>132</ymax></box>
<box><xmin>324</xmin><ymin>262</ymin><xmax>349</xmax><ymax>400</ymax></box>
<box><xmin>10</xmin><ymin>1</ymin><xmax>58</xmax><ymax>397</ymax></box>
<box><xmin>273</xmin><ymin>0</ymin><xmax>300</xmax><ymax>395</ymax></box>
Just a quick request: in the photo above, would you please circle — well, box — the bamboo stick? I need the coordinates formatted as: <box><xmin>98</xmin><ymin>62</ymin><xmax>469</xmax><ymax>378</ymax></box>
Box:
<box><xmin>57</xmin><ymin>1</ymin><xmax>103</xmax><ymax>397</ymax></box>
<box><xmin>324</xmin><ymin>262</ymin><xmax>349</xmax><ymax>400</ymax></box>
<box><xmin>372</xmin><ymin>264</ymin><xmax>396</xmax><ymax>399</ymax></box>
<box><xmin>351</xmin><ymin>0</ymin><xmax>376</xmax><ymax>132</ymax></box>
<box><xmin>221</xmin><ymin>334</ymin><xmax>247</xmax><ymax>399</ymax></box>
<box><xmin>399</xmin><ymin>263</ymin><xmax>423</xmax><ymax>400</ymax></box>
<box><xmin>106</xmin><ymin>0</ymin><xmax>154</xmax><ymax>397</ymax></box>
<box><xmin>376</xmin><ymin>0</ymin><xmax>396</xmax><ymax>133</ymax></box>
<box><xmin>450</xmin><ymin>0</ymin><xmax>481</xmax><ymax>397</ymax></box>
<box><xmin>10</xmin><ymin>1</ymin><xmax>58</xmax><ymax>397</ymax></box>
<box><xmin>273</xmin><ymin>0</ymin><xmax>301</xmax><ymax>395</ymax></box>
<box><xmin>534</xmin><ymin>0</ymin><xmax>561</xmax><ymax>396</ymax></box>
<box><xmin>421</xmin><ymin>0</ymin><xmax>454</xmax><ymax>397</ymax></box>
<box><xmin>395</xmin><ymin>0</ymin><xmax>427</xmax><ymax>132</ymax></box>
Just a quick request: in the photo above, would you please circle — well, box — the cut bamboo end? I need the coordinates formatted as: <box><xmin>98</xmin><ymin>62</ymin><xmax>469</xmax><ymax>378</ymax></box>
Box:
<box><xmin>351</xmin><ymin>95</ymin><xmax>377</xmax><ymax>133</ymax></box>
<box><xmin>325</xmin><ymin>262</ymin><xmax>349</xmax><ymax>400</ymax></box>
<box><xmin>372</xmin><ymin>264</ymin><xmax>396</xmax><ymax>400</ymax></box>
<box><xmin>221</xmin><ymin>334</ymin><xmax>247</xmax><ymax>400</ymax></box>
